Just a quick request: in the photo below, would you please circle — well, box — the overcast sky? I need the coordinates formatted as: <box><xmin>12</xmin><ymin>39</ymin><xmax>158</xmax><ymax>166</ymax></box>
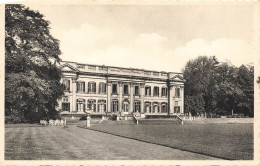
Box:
<box><xmin>25</xmin><ymin>3</ymin><xmax>256</xmax><ymax>72</ymax></box>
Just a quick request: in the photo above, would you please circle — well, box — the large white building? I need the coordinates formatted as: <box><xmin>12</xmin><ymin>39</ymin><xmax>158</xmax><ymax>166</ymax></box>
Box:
<box><xmin>58</xmin><ymin>61</ymin><xmax>184</xmax><ymax>118</ymax></box>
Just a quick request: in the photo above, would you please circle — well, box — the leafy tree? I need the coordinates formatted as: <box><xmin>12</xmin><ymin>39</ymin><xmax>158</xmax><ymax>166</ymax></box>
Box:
<box><xmin>183</xmin><ymin>56</ymin><xmax>219</xmax><ymax>115</ymax></box>
<box><xmin>5</xmin><ymin>4</ymin><xmax>64</xmax><ymax>123</ymax></box>
<box><xmin>183</xmin><ymin>56</ymin><xmax>254</xmax><ymax>117</ymax></box>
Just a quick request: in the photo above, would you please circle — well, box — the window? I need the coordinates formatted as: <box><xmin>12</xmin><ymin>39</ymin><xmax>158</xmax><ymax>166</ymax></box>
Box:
<box><xmin>145</xmin><ymin>86</ymin><xmax>151</xmax><ymax>96</ymax></box>
<box><xmin>161</xmin><ymin>87</ymin><xmax>168</xmax><ymax>97</ymax></box>
<box><xmin>145</xmin><ymin>102</ymin><xmax>151</xmax><ymax>113</ymax></box>
<box><xmin>134</xmin><ymin>86</ymin><xmax>140</xmax><ymax>96</ymax></box>
<box><xmin>62</xmin><ymin>96</ymin><xmax>70</xmax><ymax>111</ymax></box>
<box><xmin>123</xmin><ymin>84</ymin><xmax>129</xmax><ymax>95</ymax></box>
<box><xmin>88</xmin><ymin>82</ymin><xmax>96</xmax><ymax>93</ymax></box>
<box><xmin>161</xmin><ymin>102</ymin><xmax>168</xmax><ymax>113</ymax></box>
<box><xmin>134</xmin><ymin>100</ymin><xmax>141</xmax><ymax>112</ymax></box>
<box><xmin>77</xmin><ymin>81</ymin><xmax>85</xmax><ymax>92</ymax></box>
<box><xmin>112</xmin><ymin>100</ymin><xmax>118</xmax><ymax>112</ymax></box>
<box><xmin>99</xmin><ymin>83</ymin><xmax>106</xmax><ymax>94</ymax></box>
<box><xmin>98</xmin><ymin>100</ymin><xmax>106</xmax><ymax>112</ymax></box>
<box><xmin>63</xmin><ymin>79</ymin><xmax>70</xmax><ymax>91</ymax></box>
<box><xmin>122</xmin><ymin>99</ymin><xmax>130</xmax><ymax>112</ymax></box>
<box><xmin>153</xmin><ymin>86</ymin><xmax>159</xmax><ymax>96</ymax></box>
<box><xmin>77</xmin><ymin>99</ymin><xmax>85</xmax><ymax>112</ymax></box>
<box><xmin>175</xmin><ymin>87</ymin><xmax>180</xmax><ymax>97</ymax></box>
<box><xmin>153</xmin><ymin>102</ymin><xmax>159</xmax><ymax>113</ymax></box>
<box><xmin>175</xmin><ymin>101</ymin><xmax>178</xmax><ymax>106</ymax></box>
<box><xmin>88</xmin><ymin>99</ymin><xmax>96</xmax><ymax>112</ymax></box>
<box><xmin>112</xmin><ymin>84</ymin><xmax>118</xmax><ymax>94</ymax></box>
<box><xmin>174</xmin><ymin>106</ymin><xmax>180</xmax><ymax>114</ymax></box>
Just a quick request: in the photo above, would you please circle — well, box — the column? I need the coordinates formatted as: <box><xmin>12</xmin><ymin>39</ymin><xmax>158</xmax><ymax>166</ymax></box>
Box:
<box><xmin>72</xmin><ymin>77</ymin><xmax>77</xmax><ymax>112</ymax></box>
<box><xmin>180</xmin><ymin>85</ymin><xmax>184</xmax><ymax>114</ymax></box>
<box><xmin>130</xmin><ymin>83</ymin><xmax>134</xmax><ymax>113</ymax></box>
<box><xmin>140</xmin><ymin>83</ymin><xmax>145</xmax><ymax>113</ymax></box>
<box><xmin>118</xmin><ymin>81</ymin><xmax>123</xmax><ymax>112</ymax></box>
<box><xmin>107</xmin><ymin>80</ymin><xmax>112</xmax><ymax>112</ymax></box>
<box><xmin>168</xmin><ymin>85</ymin><xmax>174</xmax><ymax>115</ymax></box>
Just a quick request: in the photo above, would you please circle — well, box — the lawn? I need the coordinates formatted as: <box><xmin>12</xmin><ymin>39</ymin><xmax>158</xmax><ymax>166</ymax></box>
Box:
<box><xmin>5</xmin><ymin>124</ymin><xmax>218</xmax><ymax>160</ymax></box>
<box><xmin>85</xmin><ymin>123</ymin><xmax>253</xmax><ymax>160</ymax></box>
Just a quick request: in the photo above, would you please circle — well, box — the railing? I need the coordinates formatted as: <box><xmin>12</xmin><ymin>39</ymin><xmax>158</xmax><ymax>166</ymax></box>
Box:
<box><xmin>133</xmin><ymin>115</ymin><xmax>139</xmax><ymax>124</ymax></box>
<box><xmin>176</xmin><ymin>115</ymin><xmax>184</xmax><ymax>124</ymax></box>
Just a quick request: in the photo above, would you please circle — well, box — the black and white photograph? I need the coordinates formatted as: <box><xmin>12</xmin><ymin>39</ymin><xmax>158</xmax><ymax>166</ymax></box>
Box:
<box><xmin>2</xmin><ymin>0</ymin><xmax>259</xmax><ymax>163</ymax></box>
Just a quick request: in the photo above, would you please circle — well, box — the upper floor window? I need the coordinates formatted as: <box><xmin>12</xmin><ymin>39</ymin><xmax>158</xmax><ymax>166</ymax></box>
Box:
<box><xmin>153</xmin><ymin>86</ymin><xmax>159</xmax><ymax>96</ymax></box>
<box><xmin>161</xmin><ymin>87</ymin><xmax>168</xmax><ymax>97</ymax></box>
<box><xmin>134</xmin><ymin>85</ymin><xmax>140</xmax><ymax>96</ymax></box>
<box><xmin>123</xmin><ymin>84</ymin><xmax>129</xmax><ymax>95</ymax></box>
<box><xmin>145</xmin><ymin>86</ymin><xmax>151</xmax><ymax>96</ymax></box>
<box><xmin>77</xmin><ymin>81</ymin><xmax>85</xmax><ymax>92</ymax></box>
<box><xmin>175</xmin><ymin>87</ymin><xmax>180</xmax><ymax>97</ymax></box>
<box><xmin>112</xmin><ymin>84</ymin><xmax>118</xmax><ymax>94</ymax></box>
<box><xmin>99</xmin><ymin>83</ymin><xmax>106</xmax><ymax>94</ymax></box>
<box><xmin>88</xmin><ymin>82</ymin><xmax>96</xmax><ymax>93</ymax></box>
<box><xmin>63</xmin><ymin>79</ymin><xmax>70</xmax><ymax>91</ymax></box>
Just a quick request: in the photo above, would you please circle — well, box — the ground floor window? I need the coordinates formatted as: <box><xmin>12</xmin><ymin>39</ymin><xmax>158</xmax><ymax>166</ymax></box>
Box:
<box><xmin>112</xmin><ymin>100</ymin><xmax>118</xmax><ymax>112</ymax></box>
<box><xmin>174</xmin><ymin>106</ymin><xmax>180</xmax><ymax>113</ymax></box>
<box><xmin>161</xmin><ymin>102</ymin><xmax>168</xmax><ymax>113</ymax></box>
<box><xmin>122</xmin><ymin>99</ymin><xmax>130</xmax><ymax>112</ymax></box>
<box><xmin>145</xmin><ymin>102</ymin><xmax>151</xmax><ymax>113</ymax></box>
<box><xmin>153</xmin><ymin>102</ymin><xmax>159</xmax><ymax>113</ymax></box>
<box><xmin>88</xmin><ymin>99</ymin><xmax>96</xmax><ymax>112</ymax></box>
<box><xmin>134</xmin><ymin>100</ymin><xmax>141</xmax><ymax>112</ymax></box>
<box><xmin>62</xmin><ymin>96</ymin><xmax>70</xmax><ymax>111</ymax></box>
<box><xmin>98</xmin><ymin>100</ymin><xmax>106</xmax><ymax>112</ymax></box>
<box><xmin>62</xmin><ymin>103</ymin><xmax>70</xmax><ymax>111</ymax></box>
<box><xmin>77</xmin><ymin>99</ymin><xmax>85</xmax><ymax>112</ymax></box>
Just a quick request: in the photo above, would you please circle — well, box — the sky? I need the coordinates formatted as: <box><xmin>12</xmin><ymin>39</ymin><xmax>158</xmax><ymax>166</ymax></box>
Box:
<box><xmin>25</xmin><ymin>3</ymin><xmax>256</xmax><ymax>72</ymax></box>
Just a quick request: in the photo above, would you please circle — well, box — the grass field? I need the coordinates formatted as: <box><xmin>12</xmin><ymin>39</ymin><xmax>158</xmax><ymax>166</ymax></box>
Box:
<box><xmin>86</xmin><ymin>123</ymin><xmax>253</xmax><ymax>160</ymax></box>
<box><xmin>5</xmin><ymin>124</ymin><xmax>218</xmax><ymax>160</ymax></box>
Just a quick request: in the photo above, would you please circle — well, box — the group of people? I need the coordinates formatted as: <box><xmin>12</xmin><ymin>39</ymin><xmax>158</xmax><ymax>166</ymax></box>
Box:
<box><xmin>40</xmin><ymin>119</ymin><xmax>66</xmax><ymax>126</ymax></box>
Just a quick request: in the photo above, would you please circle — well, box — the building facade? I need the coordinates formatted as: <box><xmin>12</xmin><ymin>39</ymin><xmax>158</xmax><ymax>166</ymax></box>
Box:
<box><xmin>58</xmin><ymin>61</ymin><xmax>184</xmax><ymax>117</ymax></box>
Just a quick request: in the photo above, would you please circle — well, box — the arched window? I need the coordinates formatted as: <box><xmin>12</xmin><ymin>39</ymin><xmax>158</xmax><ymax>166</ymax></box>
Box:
<box><xmin>111</xmin><ymin>99</ymin><xmax>118</xmax><ymax>112</ymax></box>
<box><xmin>153</xmin><ymin>102</ymin><xmax>159</xmax><ymax>113</ymax></box>
<box><xmin>134</xmin><ymin>100</ymin><xmax>141</xmax><ymax>113</ymax></box>
<box><xmin>62</xmin><ymin>96</ymin><xmax>70</xmax><ymax>111</ymax></box>
<box><xmin>87</xmin><ymin>99</ymin><xmax>96</xmax><ymax>112</ymax></box>
<box><xmin>77</xmin><ymin>98</ymin><xmax>85</xmax><ymax>112</ymax></box>
<box><xmin>145</xmin><ymin>101</ymin><xmax>151</xmax><ymax>113</ymax></box>
<box><xmin>161</xmin><ymin>102</ymin><xmax>168</xmax><ymax>113</ymax></box>
<box><xmin>122</xmin><ymin>99</ymin><xmax>130</xmax><ymax>112</ymax></box>
<box><xmin>98</xmin><ymin>100</ymin><xmax>106</xmax><ymax>112</ymax></box>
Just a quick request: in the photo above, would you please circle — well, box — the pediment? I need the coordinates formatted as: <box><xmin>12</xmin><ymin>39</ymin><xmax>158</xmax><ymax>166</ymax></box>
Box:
<box><xmin>170</xmin><ymin>74</ymin><xmax>184</xmax><ymax>81</ymax></box>
<box><xmin>60</xmin><ymin>63</ymin><xmax>80</xmax><ymax>72</ymax></box>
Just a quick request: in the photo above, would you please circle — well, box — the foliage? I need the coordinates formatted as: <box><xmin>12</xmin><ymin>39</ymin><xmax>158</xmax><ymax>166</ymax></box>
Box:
<box><xmin>183</xmin><ymin>56</ymin><xmax>254</xmax><ymax>117</ymax></box>
<box><xmin>5</xmin><ymin>4</ymin><xmax>64</xmax><ymax>123</ymax></box>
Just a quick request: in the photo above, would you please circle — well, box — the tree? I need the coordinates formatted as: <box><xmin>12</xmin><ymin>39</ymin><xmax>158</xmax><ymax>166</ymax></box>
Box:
<box><xmin>5</xmin><ymin>4</ymin><xmax>64</xmax><ymax>123</ymax></box>
<box><xmin>183</xmin><ymin>56</ymin><xmax>219</xmax><ymax>115</ymax></box>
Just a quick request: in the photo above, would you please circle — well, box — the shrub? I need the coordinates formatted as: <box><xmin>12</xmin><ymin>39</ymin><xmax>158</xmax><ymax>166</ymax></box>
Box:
<box><xmin>80</xmin><ymin>116</ymin><xmax>87</xmax><ymax>120</ymax></box>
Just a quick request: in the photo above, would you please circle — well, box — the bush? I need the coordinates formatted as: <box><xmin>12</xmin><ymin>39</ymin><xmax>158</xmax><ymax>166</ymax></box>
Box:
<box><xmin>80</xmin><ymin>116</ymin><xmax>87</xmax><ymax>120</ymax></box>
<box><xmin>110</xmin><ymin>114</ymin><xmax>117</xmax><ymax>121</ymax></box>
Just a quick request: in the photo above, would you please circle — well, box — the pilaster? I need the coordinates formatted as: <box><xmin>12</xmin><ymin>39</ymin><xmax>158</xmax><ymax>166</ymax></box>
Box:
<box><xmin>140</xmin><ymin>83</ymin><xmax>145</xmax><ymax>113</ymax></box>
<box><xmin>107</xmin><ymin>80</ymin><xmax>112</xmax><ymax>112</ymax></box>
<box><xmin>118</xmin><ymin>81</ymin><xmax>123</xmax><ymax>112</ymax></box>
<box><xmin>130</xmin><ymin>83</ymin><xmax>134</xmax><ymax>113</ymax></box>
<box><xmin>72</xmin><ymin>77</ymin><xmax>77</xmax><ymax>112</ymax></box>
